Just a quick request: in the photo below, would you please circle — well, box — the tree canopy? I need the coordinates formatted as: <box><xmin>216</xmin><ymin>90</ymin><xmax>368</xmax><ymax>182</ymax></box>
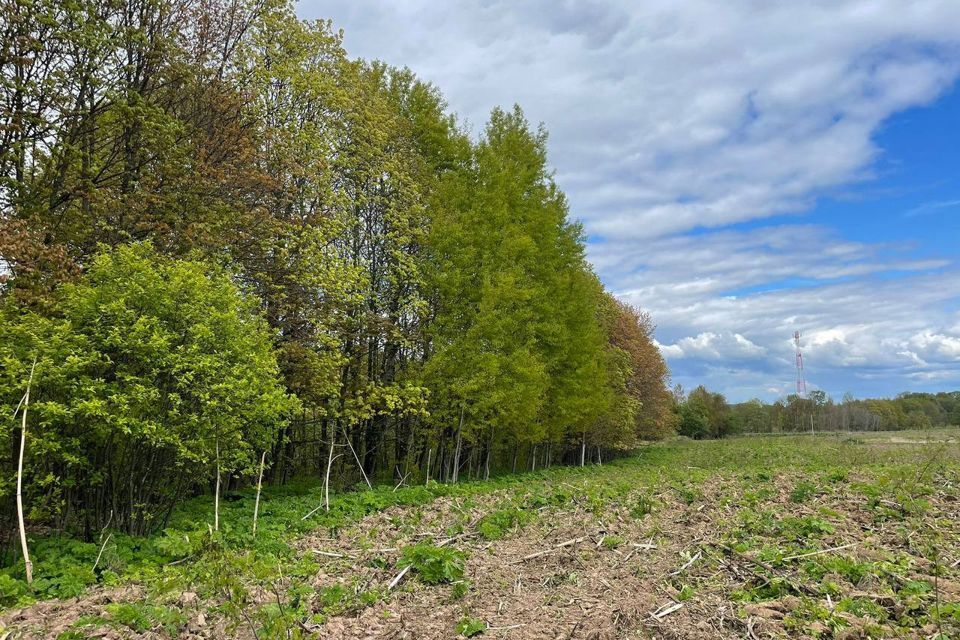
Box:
<box><xmin>0</xmin><ymin>0</ymin><xmax>675</xmax><ymax>538</ymax></box>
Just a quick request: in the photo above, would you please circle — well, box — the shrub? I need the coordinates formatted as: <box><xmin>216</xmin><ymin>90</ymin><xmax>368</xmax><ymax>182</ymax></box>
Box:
<box><xmin>456</xmin><ymin>616</ymin><xmax>485</xmax><ymax>637</ymax></box>
<box><xmin>398</xmin><ymin>543</ymin><xmax>465</xmax><ymax>585</ymax></box>
<box><xmin>0</xmin><ymin>243</ymin><xmax>296</xmax><ymax>535</ymax></box>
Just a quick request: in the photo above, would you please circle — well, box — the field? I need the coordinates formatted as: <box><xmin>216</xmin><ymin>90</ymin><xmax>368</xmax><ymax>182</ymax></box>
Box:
<box><xmin>1</xmin><ymin>430</ymin><xmax>958</xmax><ymax>639</ymax></box>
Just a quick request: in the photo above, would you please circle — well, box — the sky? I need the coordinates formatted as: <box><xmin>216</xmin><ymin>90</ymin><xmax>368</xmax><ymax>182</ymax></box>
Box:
<box><xmin>299</xmin><ymin>0</ymin><xmax>960</xmax><ymax>402</ymax></box>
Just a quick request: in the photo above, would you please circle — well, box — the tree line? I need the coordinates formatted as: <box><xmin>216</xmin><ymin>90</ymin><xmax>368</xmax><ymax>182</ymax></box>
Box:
<box><xmin>676</xmin><ymin>385</ymin><xmax>959</xmax><ymax>439</ymax></box>
<box><xmin>0</xmin><ymin>0</ymin><xmax>675</xmax><ymax>540</ymax></box>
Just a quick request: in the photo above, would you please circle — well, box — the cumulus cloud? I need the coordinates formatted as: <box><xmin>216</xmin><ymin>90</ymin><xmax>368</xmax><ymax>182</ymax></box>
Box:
<box><xmin>656</xmin><ymin>332</ymin><xmax>766</xmax><ymax>361</ymax></box>
<box><xmin>306</xmin><ymin>0</ymin><xmax>960</xmax><ymax>237</ymax></box>
<box><xmin>300</xmin><ymin>1</ymin><xmax>960</xmax><ymax>400</ymax></box>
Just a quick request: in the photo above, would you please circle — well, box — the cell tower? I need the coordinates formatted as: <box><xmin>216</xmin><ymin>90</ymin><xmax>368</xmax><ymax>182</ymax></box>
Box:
<box><xmin>794</xmin><ymin>331</ymin><xmax>807</xmax><ymax>398</ymax></box>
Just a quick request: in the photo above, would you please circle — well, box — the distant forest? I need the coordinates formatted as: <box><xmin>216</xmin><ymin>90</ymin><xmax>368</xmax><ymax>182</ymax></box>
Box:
<box><xmin>676</xmin><ymin>387</ymin><xmax>960</xmax><ymax>439</ymax></box>
<box><xmin>0</xmin><ymin>0</ymin><xmax>674</xmax><ymax>539</ymax></box>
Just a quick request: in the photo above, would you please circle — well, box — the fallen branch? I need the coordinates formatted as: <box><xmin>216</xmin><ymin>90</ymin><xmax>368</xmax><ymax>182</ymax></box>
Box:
<box><xmin>388</xmin><ymin>566</ymin><xmax>411</xmax><ymax>590</ymax></box>
<box><xmin>342</xmin><ymin>425</ymin><xmax>372</xmax><ymax>488</ymax></box>
<box><xmin>393</xmin><ymin>471</ymin><xmax>411</xmax><ymax>492</ymax></box>
<box><xmin>717</xmin><ymin>544</ymin><xmax>818</xmax><ymax>596</ymax></box>
<box><xmin>670</xmin><ymin>550</ymin><xmax>702</xmax><ymax>576</ymax></box>
<box><xmin>652</xmin><ymin>602</ymin><xmax>683</xmax><ymax>619</ymax></box>
<box><xmin>92</xmin><ymin>533</ymin><xmax>113</xmax><ymax>572</ymax></box>
<box><xmin>312</xmin><ymin>549</ymin><xmax>356</xmax><ymax>559</ymax></box>
<box><xmin>511</xmin><ymin>536</ymin><xmax>587</xmax><ymax>564</ymax></box>
<box><xmin>782</xmin><ymin>542</ymin><xmax>857</xmax><ymax>562</ymax></box>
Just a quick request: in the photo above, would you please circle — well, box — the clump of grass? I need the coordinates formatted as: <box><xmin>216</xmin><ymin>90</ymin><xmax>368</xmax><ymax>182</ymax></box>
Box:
<box><xmin>476</xmin><ymin>507</ymin><xmax>528</xmax><ymax>540</ymax></box>
<box><xmin>601</xmin><ymin>535</ymin><xmax>624</xmax><ymax>549</ymax></box>
<box><xmin>790</xmin><ymin>480</ymin><xmax>819</xmax><ymax>503</ymax></box>
<box><xmin>631</xmin><ymin>493</ymin><xmax>655</xmax><ymax>519</ymax></box>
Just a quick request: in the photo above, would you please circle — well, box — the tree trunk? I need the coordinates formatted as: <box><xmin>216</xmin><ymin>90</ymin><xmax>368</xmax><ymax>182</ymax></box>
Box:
<box><xmin>324</xmin><ymin>427</ymin><xmax>337</xmax><ymax>511</ymax></box>
<box><xmin>342</xmin><ymin>424</ymin><xmax>372</xmax><ymax>488</ymax></box>
<box><xmin>252</xmin><ymin>451</ymin><xmax>266</xmax><ymax>537</ymax></box>
<box><xmin>214</xmin><ymin>436</ymin><xmax>220</xmax><ymax>531</ymax></box>
<box><xmin>452</xmin><ymin>406</ymin><xmax>464</xmax><ymax>483</ymax></box>
<box><xmin>425</xmin><ymin>447</ymin><xmax>432</xmax><ymax>485</ymax></box>
<box><xmin>16</xmin><ymin>360</ymin><xmax>36</xmax><ymax>584</ymax></box>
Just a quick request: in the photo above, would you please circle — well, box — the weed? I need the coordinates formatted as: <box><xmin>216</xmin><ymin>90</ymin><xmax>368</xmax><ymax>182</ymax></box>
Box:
<box><xmin>790</xmin><ymin>480</ymin><xmax>818</xmax><ymax>503</ymax></box>
<box><xmin>631</xmin><ymin>493</ymin><xmax>655</xmax><ymax>519</ymax></box>
<box><xmin>476</xmin><ymin>508</ymin><xmax>528</xmax><ymax>540</ymax></box>
<box><xmin>456</xmin><ymin>616</ymin><xmax>486</xmax><ymax>636</ymax></box>
<box><xmin>601</xmin><ymin>535</ymin><xmax>624</xmax><ymax>549</ymax></box>
<box><xmin>104</xmin><ymin>602</ymin><xmax>185</xmax><ymax>634</ymax></box>
<box><xmin>398</xmin><ymin>544</ymin><xmax>466</xmax><ymax>585</ymax></box>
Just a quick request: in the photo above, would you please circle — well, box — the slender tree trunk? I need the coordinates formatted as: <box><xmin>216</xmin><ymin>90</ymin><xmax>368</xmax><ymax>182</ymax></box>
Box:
<box><xmin>580</xmin><ymin>432</ymin><xmax>586</xmax><ymax>467</ymax></box>
<box><xmin>425</xmin><ymin>448</ymin><xmax>432</xmax><ymax>485</ymax></box>
<box><xmin>16</xmin><ymin>359</ymin><xmax>36</xmax><ymax>584</ymax></box>
<box><xmin>531</xmin><ymin>445</ymin><xmax>537</xmax><ymax>472</ymax></box>
<box><xmin>214</xmin><ymin>437</ymin><xmax>220</xmax><ymax>531</ymax></box>
<box><xmin>342</xmin><ymin>424</ymin><xmax>372</xmax><ymax>488</ymax></box>
<box><xmin>252</xmin><ymin>451</ymin><xmax>266</xmax><ymax>537</ymax></box>
<box><xmin>324</xmin><ymin>428</ymin><xmax>337</xmax><ymax>511</ymax></box>
<box><xmin>512</xmin><ymin>449</ymin><xmax>517</xmax><ymax>474</ymax></box>
<box><xmin>452</xmin><ymin>406</ymin><xmax>464</xmax><ymax>483</ymax></box>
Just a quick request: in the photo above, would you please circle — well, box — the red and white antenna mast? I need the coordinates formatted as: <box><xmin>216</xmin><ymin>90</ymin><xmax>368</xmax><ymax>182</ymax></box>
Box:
<box><xmin>794</xmin><ymin>331</ymin><xmax>807</xmax><ymax>398</ymax></box>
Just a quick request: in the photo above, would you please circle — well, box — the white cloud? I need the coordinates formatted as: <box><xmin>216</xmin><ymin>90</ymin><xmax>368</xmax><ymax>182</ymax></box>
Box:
<box><xmin>303</xmin><ymin>0</ymin><xmax>960</xmax><ymax>238</ymax></box>
<box><xmin>656</xmin><ymin>332</ymin><xmax>766</xmax><ymax>361</ymax></box>
<box><xmin>299</xmin><ymin>1</ymin><xmax>960</xmax><ymax>400</ymax></box>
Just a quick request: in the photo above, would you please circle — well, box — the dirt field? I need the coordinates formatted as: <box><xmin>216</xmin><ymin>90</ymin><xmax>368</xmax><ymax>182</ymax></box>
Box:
<box><xmin>2</xmin><ymin>432</ymin><xmax>958</xmax><ymax>639</ymax></box>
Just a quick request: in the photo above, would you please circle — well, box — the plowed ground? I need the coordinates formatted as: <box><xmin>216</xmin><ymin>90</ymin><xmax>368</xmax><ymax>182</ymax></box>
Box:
<box><xmin>3</xmin><ymin>433</ymin><xmax>959</xmax><ymax>639</ymax></box>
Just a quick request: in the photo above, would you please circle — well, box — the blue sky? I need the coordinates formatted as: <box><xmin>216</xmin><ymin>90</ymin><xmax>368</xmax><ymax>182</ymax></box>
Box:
<box><xmin>301</xmin><ymin>1</ymin><xmax>960</xmax><ymax>402</ymax></box>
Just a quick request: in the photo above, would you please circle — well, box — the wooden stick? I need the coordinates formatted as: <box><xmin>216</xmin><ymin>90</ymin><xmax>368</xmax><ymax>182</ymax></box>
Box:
<box><xmin>342</xmin><ymin>425</ymin><xmax>371</xmax><ymax>488</ymax></box>
<box><xmin>324</xmin><ymin>428</ymin><xmax>338</xmax><ymax>511</ymax></box>
<box><xmin>670</xmin><ymin>550</ymin><xmax>702</xmax><ymax>576</ymax></box>
<box><xmin>511</xmin><ymin>537</ymin><xmax>586</xmax><ymax>564</ymax></box>
<box><xmin>312</xmin><ymin>549</ymin><xmax>355</xmax><ymax>559</ymax></box>
<box><xmin>93</xmin><ymin>533</ymin><xmax>112</xmax><ymax>572</ymax></box>
<box><xmin>16</xmin><ymin>358</ymin><xmax>36</xmax><ymax>583</ymax></box>
<box><xmin>393</xmin><ymin>472</ymin><xmax>410</xmax><ymax>492</ymax></box>
<box><xmin>214</xmin><ymin>436</ymin><xmax>220</xmax><ymax>531</ymax></box>
<box><xmin>782</xmin><ymin>542</ymin><xmax>857</xmax><ymax>561</ymax></box>
<box><xmin>652</xmin><ymin>602</ymin><xmax>683</xmax><ymax>619</ymax></box>
<box><xmin>252</xmin><ymin>451</ymin><xmax>266</xmax><ymax>537</ymax></box>
<box><xmin>388</xmin><ymin>566</ymin><xmax>411</xmax><ymax>590</ymax></box>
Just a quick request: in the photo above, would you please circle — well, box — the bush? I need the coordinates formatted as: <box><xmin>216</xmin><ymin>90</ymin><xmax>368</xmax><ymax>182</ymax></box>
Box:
<box><xmin>398</xmin><ymin>543</ymin><xmax>465</xmax><ymax>585</ymax></box>
<box><xmin>0</xmin><ymin>243</ymin><xmax>296</xmax><ymax>535</ymax></box>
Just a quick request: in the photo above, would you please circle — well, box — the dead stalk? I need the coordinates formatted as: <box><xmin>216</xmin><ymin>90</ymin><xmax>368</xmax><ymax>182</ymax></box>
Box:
<box><xmin>341</xmin><ymin>425</ymin><xmax>371</xmax><ymax>488</ymax></box>
<box><xmin>214</xmin><ymin>436</ymin><xmax>220</xmax><ymax>531</ymax></box>
<box><xmin>252</xmin><ymin>451</ymin><xmax>266</xmax><ymax>537</ymax></box>
<box><xmin>16</xmin><ymin>357</ymin><xmax>36</xmax><ymax>584</ymax></box>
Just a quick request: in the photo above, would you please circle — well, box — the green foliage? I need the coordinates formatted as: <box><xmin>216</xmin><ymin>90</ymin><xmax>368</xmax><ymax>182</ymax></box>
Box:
<box><xmin>103</xmin><ymin>603</ymin><xmax>185</xmax><ymax>634</ymax></box>
<box><xmin>476</xmin><ymin>508</ymin><xmax>529</xmax><ymax>540</ymax></box>
<box><xmin>601</xmin><ymin>535</ymin><xmax>624</xmax><ymax>549</ymax></box>
<box><xmin>456</xmin><ymin>616</ymin><xmax>486</xmax><ymax>637</ymax></box>
<box><xmin>790</xmin><ymin>481</ymin><xmax>819</xmax><ymax>503</ymax></box>
<box><xmin>631</xmin><ymin>493</ymin><xmax>655</xmax><ymax>519</ymax></box>
<box><xmin>398</xmin><ymin>544</ymin><xmax>466</xmax><ymax>585</ymax></box>
<box><xmin>0</xmin><ymin>244</ymin><xmax>295</xmax><ymax>534</ymax></box>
